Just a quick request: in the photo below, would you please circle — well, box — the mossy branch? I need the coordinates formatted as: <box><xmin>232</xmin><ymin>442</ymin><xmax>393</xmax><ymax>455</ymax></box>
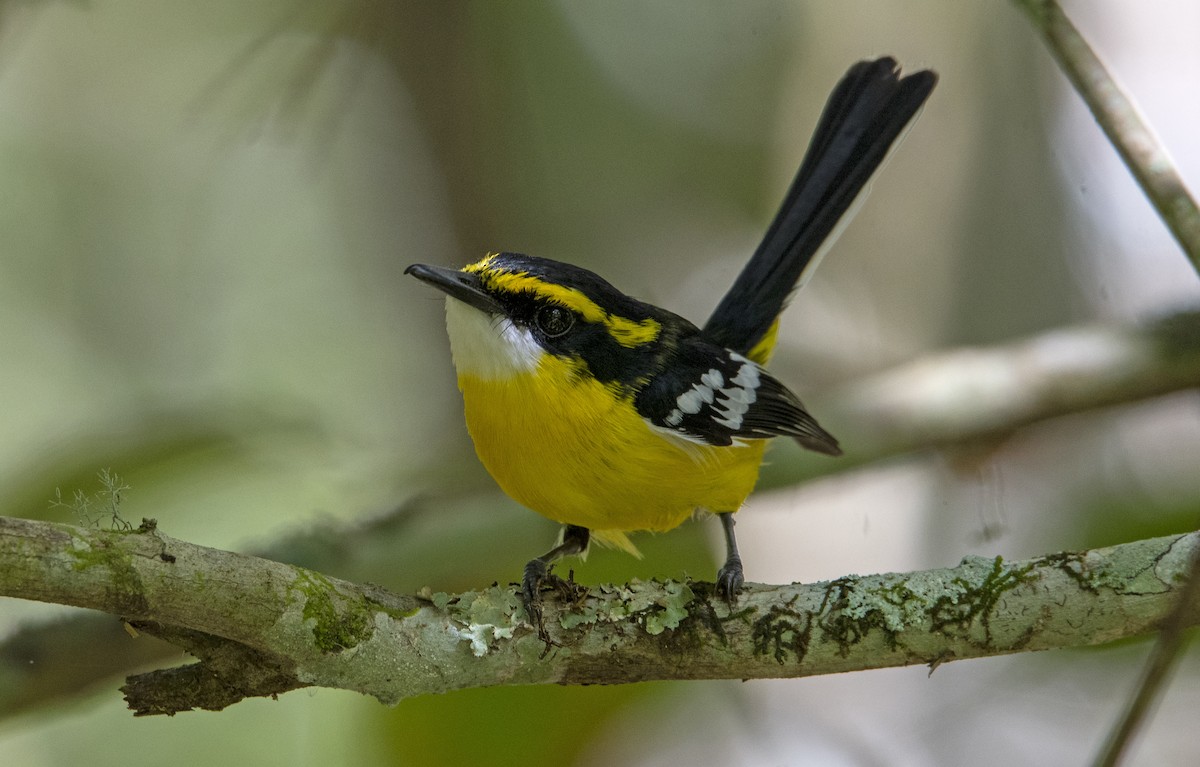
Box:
<box><xmin>3</xmin><ymin>309</ymin><xmax>1198</xmax><ymax>717</ymax></box>
<box><xmin>1</xmin><ymin>515</ymin><xmax>1195</xmax><ymax>716</ymax></box>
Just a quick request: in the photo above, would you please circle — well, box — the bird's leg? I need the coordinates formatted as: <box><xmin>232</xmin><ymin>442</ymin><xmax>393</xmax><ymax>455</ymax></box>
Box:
<box><xmin>715</xmin><ymin>512</ymin><xmax>744</xmax><ymax>604</ymax></box>
<box><xmin>522</xmin><ymin>525</ymin><xmax>590</xmax><ymax>634</ymax></box>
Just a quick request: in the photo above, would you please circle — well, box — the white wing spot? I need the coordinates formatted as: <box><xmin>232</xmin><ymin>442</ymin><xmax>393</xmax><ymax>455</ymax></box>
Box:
<box><xmin>719</xmin><ymin>386</ymin><xmax>755</xmax><ymax>405</ymax></box>
<box><xmin>705</xmin><ymin>356</ymin><xmax>763</xmax><ymax>432</ymax></box>
<box><xmin>716</xmin><ymin>394</ymin><xmax>750</xmax><ymax>418</ymax></box>
<box><xmin>676</xmin><ymin>383</ymin><xmax>714</xmax><ymax>414</ymax></box>
<box><xmin>713</xmin><ymin>415</ymin><xmax>743</xmax><ymax>430</ymax></box>
<box><xmin>660</xmin><ymin>355</ymin><xmax>766</xmax><ymax>436</ymax></box>
<box><xmin>701</xmin><ymin>369</ymin><xmax>724</xmax><ymax>389</ymax></box>
<box><xmin>712</xmin><ymin>390</ymin><xmax>749</xmax><ymax>430</ymax></box>
<box><xmin>731</xmin><ymin>360</ymin><xmax>760</xmax><ymax>390</ymax></box>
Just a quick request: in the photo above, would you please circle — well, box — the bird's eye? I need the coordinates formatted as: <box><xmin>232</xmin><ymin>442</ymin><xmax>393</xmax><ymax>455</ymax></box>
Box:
<box><xmin>535</xmin><ymin>304</ymin><xmax>574</xmax><ymax>338</ymax></box>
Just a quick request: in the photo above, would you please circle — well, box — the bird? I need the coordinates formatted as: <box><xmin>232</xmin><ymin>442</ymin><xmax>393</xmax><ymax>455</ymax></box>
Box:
<box><xmin>406</xmin><ymin>57</ymin><xmax>936</xmax><ymax>619</ymax></box>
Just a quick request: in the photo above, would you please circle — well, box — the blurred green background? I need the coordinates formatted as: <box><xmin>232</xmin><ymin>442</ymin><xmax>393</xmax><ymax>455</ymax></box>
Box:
<box><xmin>2</xmin><ymin>1</ymin><xmax>1199</xmax><ymax>765</ymax></box>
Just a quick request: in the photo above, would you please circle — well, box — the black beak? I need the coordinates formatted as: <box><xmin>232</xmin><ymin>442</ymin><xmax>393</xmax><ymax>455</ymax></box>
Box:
<box><xmin>405</xmin><ymin>264</ymin><xmax>503</xmax><ymax>314</ymax></box>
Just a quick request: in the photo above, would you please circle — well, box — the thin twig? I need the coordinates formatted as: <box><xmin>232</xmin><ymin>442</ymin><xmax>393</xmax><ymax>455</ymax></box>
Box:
<box><xmin>1014</xmin><ymin>0</ymin><xmax>1200</xmax><ymax>274</ymax></box>
<box><xmin>1012</xmin><ymin>2</ymin><xmax>1200</xmax><ymax>763</ymax></box>
<box><xmin>1093</xmin><ymin>537</ymin><xmax>1200</xmax><ymax>767</ymax></box>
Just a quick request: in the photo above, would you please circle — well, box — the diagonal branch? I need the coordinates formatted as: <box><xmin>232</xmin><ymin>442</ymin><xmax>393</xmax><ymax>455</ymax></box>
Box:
<box><xmin>837</xmin><ymin>311</ymin><xmax>1200</xmax><ymax>450</ymax></box>
<box><xmin>1094</xmin><ymin>538</ymin><xmax>1200</xmax><ymax>767</ymax></box>
<box><xmin>763</xmin><ymin>309</ymin><xmax>1200</xmax><ymax>484</ymax></box>
<box><xmin>1</xmin><ymin>515</ymin><xmax>1196</xmax><ymax>716</ymax></box>
<box><xmin>1011</xmin><ymin>4</ymin><xmax>1200</xmax><ymax>762</ymax></box>
<box><xmin>1013</xmin><ymin>0</ymin><xmax>1200</xmax><ymax>273</ymax></box>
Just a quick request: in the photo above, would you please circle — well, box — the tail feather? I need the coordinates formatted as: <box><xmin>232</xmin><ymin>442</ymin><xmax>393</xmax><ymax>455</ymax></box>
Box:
<box><xmin>703</xmin><ymin>57</ymin><xmax>937</xmax><ymax>356</ymax></box>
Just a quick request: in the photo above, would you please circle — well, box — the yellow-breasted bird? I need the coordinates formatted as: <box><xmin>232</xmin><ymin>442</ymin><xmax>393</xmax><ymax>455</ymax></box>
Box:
<box><xmin>407</xmin><ymin>57</ymin><xmax>936</xmax><ymax>615</ymax></box>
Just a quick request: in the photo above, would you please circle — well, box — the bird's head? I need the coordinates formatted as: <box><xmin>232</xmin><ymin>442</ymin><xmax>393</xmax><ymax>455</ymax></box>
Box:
<box><xmin>406</xmin><ymin>252</ymin><xmax>690</xmax><ymax>385</ymax></box>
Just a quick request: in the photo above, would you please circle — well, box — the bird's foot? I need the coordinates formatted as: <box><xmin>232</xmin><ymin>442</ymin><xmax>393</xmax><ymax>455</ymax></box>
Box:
<box><xmin>716</xmin><ymin>555</ymin><xmax>744</xmax><ymax>606</ymax></box>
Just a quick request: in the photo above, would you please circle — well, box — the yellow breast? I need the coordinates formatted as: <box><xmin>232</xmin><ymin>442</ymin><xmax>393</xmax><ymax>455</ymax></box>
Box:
<box><xmin>442</xmin><ymin>297</ymin><xmax>767</xmax><ymax>551</ymax></box>
<box><xmin>457</xmin><ymin>359</ymin><xmax>765</xmax><ymax>544</ymax></box>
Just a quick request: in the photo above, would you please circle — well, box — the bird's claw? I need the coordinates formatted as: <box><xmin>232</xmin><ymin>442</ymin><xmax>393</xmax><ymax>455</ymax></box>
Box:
<box><xmin>716</xmin><ymin>555</ymin><xmax>744</xmax><ymax>606</ymax></box>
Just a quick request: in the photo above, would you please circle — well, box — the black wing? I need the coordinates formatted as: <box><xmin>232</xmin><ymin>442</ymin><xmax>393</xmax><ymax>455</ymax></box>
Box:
<box><xmin>636</xmin><ymin>340</ymin><xmax>841</xmax><ymax>455</ymax></box>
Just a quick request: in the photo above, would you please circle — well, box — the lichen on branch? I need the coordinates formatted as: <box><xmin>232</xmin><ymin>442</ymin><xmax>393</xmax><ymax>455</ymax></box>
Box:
<box><xmin>0</xmin><ymin>515</ymin><xmax>1195</xmax><ymax>716</ymax></box>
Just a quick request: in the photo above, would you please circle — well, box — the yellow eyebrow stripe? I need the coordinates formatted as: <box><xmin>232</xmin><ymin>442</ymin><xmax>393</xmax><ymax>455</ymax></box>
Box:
<box><xmin>602</xmin><ymin>311</ymin><xmax>662</xmax><ymax>347</ymax></box>
<box><xmin>466</xmin><ymin>258</ymin><xmax>661</xmax><ymax>348</ymax></box>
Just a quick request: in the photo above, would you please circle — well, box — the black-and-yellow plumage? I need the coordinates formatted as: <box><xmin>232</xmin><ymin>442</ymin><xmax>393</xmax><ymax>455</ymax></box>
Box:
<box><xmin>407</xmin><ymin>58</ymin><xmax>936</xmax><ymax>610</ymax></box>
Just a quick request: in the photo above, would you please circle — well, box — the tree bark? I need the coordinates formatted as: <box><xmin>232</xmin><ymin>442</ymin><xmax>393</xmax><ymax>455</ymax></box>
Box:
<box><xmin>1</xmin><ymin>515</ymin><xmax>1195</xmax><ymax>716</ymax></box>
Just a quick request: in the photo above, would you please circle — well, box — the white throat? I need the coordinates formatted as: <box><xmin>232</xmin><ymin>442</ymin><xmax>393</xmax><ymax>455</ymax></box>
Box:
<box><xmin>444</xmin><ymin>298</ymin><xmax>541</xmax><ymax>379</ymax></box>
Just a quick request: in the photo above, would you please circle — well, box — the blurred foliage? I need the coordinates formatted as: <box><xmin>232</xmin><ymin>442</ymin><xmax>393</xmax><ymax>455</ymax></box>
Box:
<box><xmin>380</xmin><ymin>683</ymin><xmax>667</xmax><ymax>767</ymax></box>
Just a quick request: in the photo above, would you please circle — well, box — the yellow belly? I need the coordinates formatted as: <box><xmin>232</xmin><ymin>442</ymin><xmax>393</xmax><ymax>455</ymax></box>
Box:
<box><xmin>457</xmin><ymin>355</ymin><xmax>767</xmax><ymax>548</ymax></box>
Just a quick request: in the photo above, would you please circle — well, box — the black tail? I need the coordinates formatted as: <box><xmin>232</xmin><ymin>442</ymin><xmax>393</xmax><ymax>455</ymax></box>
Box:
<box><xmin>702</xmin><ymin>57</ymin><xmax>937</xmax><ymax>355</ymax></box>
